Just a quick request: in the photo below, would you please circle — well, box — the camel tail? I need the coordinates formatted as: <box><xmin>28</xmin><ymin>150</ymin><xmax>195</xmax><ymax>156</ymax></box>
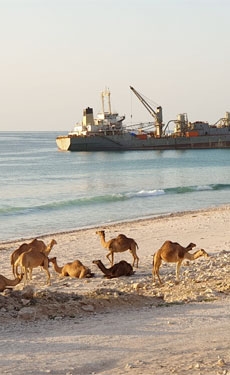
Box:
<box><xmin>152</xmin><ymin>253</ymin><xmax>156</xmax><ymax>266</ymax></box>
<box><xmin>10</xmin><ymin>255</ymin><xmax>14</xmax><ymax>266</ymax></box>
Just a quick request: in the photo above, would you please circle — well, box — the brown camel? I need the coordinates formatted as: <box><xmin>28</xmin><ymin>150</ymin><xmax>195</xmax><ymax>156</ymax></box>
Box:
<box><xmin>0</xmin><ymin>274</ymin><xmax>24</xmax><ymax>292</ymax></box>
<box><xmin>11</xmin><ymin>238</ymin><xmax>57</xmax><ymax>277</ymax></box>
<box><xmin>96</xmin><ymin>230</ymin><xmax>139</xmax><ymax>267</ymax></box>
<box><xmin>49</xmin><ymin>257</ymin><xmax>94</xmax><ymax>278</ymax></box>
<box><xmin>93</xmin><ymin>259</ymin><xmax>134</xmax><ymax>278</ymax></box>
<box><xmin>152</xmin><ymin>240</ymin><xmax>209</xmax><ymax>284</ymax></box>
<box><xmin>14</xmin><ymin>250</ymin><xmax>51</xmax><ymax>285</ymax></box>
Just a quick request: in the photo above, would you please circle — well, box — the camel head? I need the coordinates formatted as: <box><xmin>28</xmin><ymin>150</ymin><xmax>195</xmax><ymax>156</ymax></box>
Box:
<box><xmin>187</xmin><ymin>242</ymin><xmax>196</xmax><ymax>250</ymax></box>
<box><xmin>96</xmin><ymin>230</ymin><xmax>105</xmax><ymax>237</ymax></box>
<box><xmin>92</xmin><ymin>259</ymin><xmax>101</xmax><ymax>265</ymax></box>
<box><xmin>50</xmin><ymin>239</ymin><xmax>57</xmax><ymax>246</ymax></box>
<box><xmin>48</xmin><ymin>257</ymin><xmax>56</xmax><ymax>264</ymax></box>
<box><xmin>196</xmin><ymin>249</ymin><xmax>209</xmax><ymax>258</ymax></box>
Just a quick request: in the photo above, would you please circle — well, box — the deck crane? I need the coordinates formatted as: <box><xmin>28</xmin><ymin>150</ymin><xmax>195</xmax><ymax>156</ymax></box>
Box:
<box><xmin>130</xmin><ymin>86</ymin><xmax>163</xmax><ymax>137</ymax></box>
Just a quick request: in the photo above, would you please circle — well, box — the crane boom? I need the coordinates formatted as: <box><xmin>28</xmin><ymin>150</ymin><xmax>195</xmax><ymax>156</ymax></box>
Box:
<box><xmin>130</xmin><ymin>86</ymin><xmax>163</xmax><ymax>137</ymax></box>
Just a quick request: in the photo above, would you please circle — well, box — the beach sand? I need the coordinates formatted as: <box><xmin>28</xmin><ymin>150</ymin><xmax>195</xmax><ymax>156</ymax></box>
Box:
<box><xmin>0</xmin><ymin>206</ymin><xmax>230</xmax><ymax>375</ymax></box>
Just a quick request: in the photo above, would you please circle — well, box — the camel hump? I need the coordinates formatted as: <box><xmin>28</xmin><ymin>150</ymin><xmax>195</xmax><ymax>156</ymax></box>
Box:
<box><xmin>177</xmin><ymin>248</ymin><xmax>185</xmax><ymax>258</ymax></box>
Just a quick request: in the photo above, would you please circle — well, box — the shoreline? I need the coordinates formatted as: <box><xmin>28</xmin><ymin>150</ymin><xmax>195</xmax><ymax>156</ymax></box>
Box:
<box><xmin>1</xmin><ymin>203</ymin><xmax>230</xmax><ymax>245</ymax></box>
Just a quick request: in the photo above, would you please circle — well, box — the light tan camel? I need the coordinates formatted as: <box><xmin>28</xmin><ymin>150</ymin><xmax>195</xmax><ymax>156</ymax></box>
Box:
<box><xmin>11</xmin><ymin>238</ymin><xmax>57</xmax><ymax>277</ymax></box>
<box><xmin>14</xmin><ymin>250</ymin><xmax>51</xmax><ymax>285</ymax></box>
<box><xmin>93</xmin><ymin>259</ymin><xmax>134</xmax><ymax>278</ymax></box>
<box><xmin>96</xmin><ymin>230</ymin><xmax>139</xmax><ymax>267</ymax></box>
<box><xmin>49</xmin><ymin>257</ymin><xmax>94</xmax><ymax>278</ymax></box>
<box><xmin>0</xmin><ymin>274</ymin><xmax>24</xmax><ymax>292</ymax></box>
<box><xmin>152</xmin><ymin>240</ymin><xmax>209</xmax><ymax>284</ymax></box>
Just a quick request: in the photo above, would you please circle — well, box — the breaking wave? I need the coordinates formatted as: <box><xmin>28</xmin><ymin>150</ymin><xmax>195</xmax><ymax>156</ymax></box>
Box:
<box><xmin>1</xmin><ymin>183</ymin><xmax>230</xmax><ymax>217</ymax></box>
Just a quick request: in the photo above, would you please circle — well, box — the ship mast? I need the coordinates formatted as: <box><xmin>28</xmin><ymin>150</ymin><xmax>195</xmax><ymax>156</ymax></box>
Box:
<box><xmin>101</xmin><ymin>88</ymin><xmax>112</xmax><ymax>115</ymax></box>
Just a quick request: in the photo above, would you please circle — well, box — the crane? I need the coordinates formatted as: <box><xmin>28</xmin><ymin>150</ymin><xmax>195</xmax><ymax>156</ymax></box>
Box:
<box><xmin>130</xmin><ymin>86</ymin><xmax>163</xmax><ymax>137</ymax></box>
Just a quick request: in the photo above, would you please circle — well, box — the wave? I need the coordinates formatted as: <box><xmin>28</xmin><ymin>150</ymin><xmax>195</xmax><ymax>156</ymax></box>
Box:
<box><xmin>1</xmin><ymin>183</ymin><xmax>230</xmax><ymax>216</ymax></box>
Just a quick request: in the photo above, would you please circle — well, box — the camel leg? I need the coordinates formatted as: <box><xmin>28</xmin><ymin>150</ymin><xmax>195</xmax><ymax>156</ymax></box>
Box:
<box><xmin>43</xmin><ymin>259</ymin><xmax>51</xmax><ymax>285</ymax></box>
<box><xmin>176</xmin><ymin>261</ymin><xmax>182</xmax><ymax>281</ymax></box>
<box><xmin>134</xmin><ymin>254</ymin><xmax>139</xmax><ymax>268</ymax></box>
<box><xmin>106</xmin><ymin>251</ymin><xmax>113</xmax><ymax>266</ymax></box>
<box><xmin>111</xmin><ymin>252</ymin><xmax>114</xmax><ymax>266</ymax></box>
<box><xmin>22</xmin><ymin>266</ymin><xmax>28</xmax><ymax>285</ymax></box>
<box><xmin>15</xmin><ymin>264</ymin><xmax>20</xmax><ymax>277</ymax></box>
<box><xmin>153</xmin><ymin>255</ymin><xmax>162</xmax><ymax>284</ymax></box>
<box><xmin>79</xmin><ymin>269</ymin><xmax>85</xmax><ymax>279</ymax></box>
<box><xmin>43</xmin><ymin>267</ymin><xmax>51</xmax><ymax>285</ymax></box>
<box><xmin>129</xmin><ymin>250</ymin><xmax>139</xmax><ymax>268</ymax></box>
<box><xmin>129</xmin><ymin>248</ymin><xmax>139</xmax><ymax>268</ymax></box>
<box><xmin>29</xmin><ymin>268</ymin><xmax>33</xmax><ymax>280</ymax></box>
<box><xmin>12</xmin><ymin>265</ymin><xmax>16</xmax><ymax>278</ymax></box>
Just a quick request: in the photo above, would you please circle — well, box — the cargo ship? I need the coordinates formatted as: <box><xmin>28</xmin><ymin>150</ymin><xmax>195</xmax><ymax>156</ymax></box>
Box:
<box><xmin>56</xmin><ymin>87</ymin><xmax>230</xmax><ymax>151</ymax></box>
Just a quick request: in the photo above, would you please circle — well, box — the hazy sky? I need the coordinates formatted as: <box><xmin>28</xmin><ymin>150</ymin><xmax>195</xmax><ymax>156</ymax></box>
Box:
<box><xmin>1</xmin><ymin>0</ymin><xmax>229</xmax><ymax>131</ymax></box>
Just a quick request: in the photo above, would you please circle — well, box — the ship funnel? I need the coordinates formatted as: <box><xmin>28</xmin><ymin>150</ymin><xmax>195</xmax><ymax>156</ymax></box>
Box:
<box><xmin>83</xmin><ymin>107</ymin><xmax>94</xmax><ymax>126</ymax></box>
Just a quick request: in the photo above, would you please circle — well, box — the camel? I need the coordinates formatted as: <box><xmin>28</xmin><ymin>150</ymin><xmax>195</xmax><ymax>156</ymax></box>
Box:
<box><xmin>0</xmin><ymin>274</ymin><xmax>24</xmax><ymax>292</ymax></box>
<box><xmin>96</xmin><ymin>230</ymin><xmax>139</xmax><ymax>267</ymax></box>
<box><xmin>93</xmin><ymin>259</ymin><xmax>134</xmax><ymax>278</ymax></box>
<box><xmin>11</xmin><ymin>238</ymin><xmax>57</xmax><ymax>277</ymax></box>
<box><xmin>14</xmin><ymin>249</ymin><xmax>51</xmax><ymax>285</ymax></box>
<box><xmin>49</xmin><ymin>257</ymin><xmax>94</xmax><ymax>278</ymax></box>
<box><xmin>152</xmin><ymin>240</ymin><xmax>209</xmax><ymax>284</ymax></box>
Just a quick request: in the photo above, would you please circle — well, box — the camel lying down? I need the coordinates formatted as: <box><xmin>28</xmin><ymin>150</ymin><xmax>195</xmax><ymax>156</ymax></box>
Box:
<box><xmin>93</xmin><ymin>259</ymin><xmax>134</xmax><ymax>278</ymax></box>
<box><xmin>49</xmin><ymin>257</ymin><xmax>94</xmax><ymax>278</ymax></box>
<box><xmin>0</xmin><ymin>274</ymin><xmax>23</xmax><ymax>292</ymax></box>
<box><xmin>152</xmin><ymin>240</ymin><xmax>209</xmax><ymax>284</ymax></box>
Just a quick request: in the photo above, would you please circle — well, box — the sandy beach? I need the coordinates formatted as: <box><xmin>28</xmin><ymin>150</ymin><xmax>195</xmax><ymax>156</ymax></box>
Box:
<box><xmin>0</xmin><ymin>206</ymin><xmax>230</xmax><ymax>375</ymax></box>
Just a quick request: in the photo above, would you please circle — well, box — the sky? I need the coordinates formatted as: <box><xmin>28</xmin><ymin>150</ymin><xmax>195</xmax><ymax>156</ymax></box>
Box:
<box><xmin>0</xmin><ymin>0</ymin><xmax>230</xmax><ymax>131</ymax></box>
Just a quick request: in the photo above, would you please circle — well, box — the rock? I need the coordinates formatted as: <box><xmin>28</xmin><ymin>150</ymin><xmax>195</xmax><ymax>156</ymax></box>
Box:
<box><xmin>18</xmin><ymin>307</ymin><xmax>36</xmax><ymax>320</ymax></box>
<box><xmin>21</xmin><ymin>298</ymin><xmax>30</xmax><ymax>306</ymax></box>
<box><xmin>21</xmin><ymin>285</ymin><xmax>35</xmax><ymax>299</ymax></box>
<box><xmin>80</xmin><ymin>304</ymin><xmax>94</xmax><ymax>312</ymax></box>
<box><xmin>132</xmin><ymin>282</ymin><xmax>145</xmax><ymax>290</ymax></box>
<box><xmin>217</xmin><ymin>357</ymin><xmax>226</xmax><ymax>367</ymax></box>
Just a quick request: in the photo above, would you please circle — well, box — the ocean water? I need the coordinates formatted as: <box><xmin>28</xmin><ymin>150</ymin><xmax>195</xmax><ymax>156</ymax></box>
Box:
<box><xmin>1</xmin><ymin>131</ymin><xmax>230</xmax><ymax>242</ymax></box>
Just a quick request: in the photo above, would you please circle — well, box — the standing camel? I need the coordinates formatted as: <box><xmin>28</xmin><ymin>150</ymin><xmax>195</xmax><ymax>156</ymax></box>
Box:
<box><xmin>14</xmin><ymin>250</ymin><xmax>51</xmax><ymax>285</ymax></box>
<box><xmin>11</xmin><ymin>238</ymin><xmax>57</xmax><ymax>277</ymax></box>
<box><xmin>96</xmin><ymin>230</ymin><xmax>139</xmax><ymax>267</ymax></box>
<box><xmin>152</xmin><ymin>240</ymin><xmax>209</xmax><ymax>284</ymax></box>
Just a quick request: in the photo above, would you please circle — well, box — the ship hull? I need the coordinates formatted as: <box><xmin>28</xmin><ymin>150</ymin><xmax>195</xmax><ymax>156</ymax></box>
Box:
<box><xmin>56</xmin><ymin>133</ymin><xmax>230</xmax><ymax>151</ymax></box>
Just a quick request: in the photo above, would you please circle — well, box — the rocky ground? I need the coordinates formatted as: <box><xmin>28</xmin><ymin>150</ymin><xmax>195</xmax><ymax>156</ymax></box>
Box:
<box><xmin>0</xmin><ymin>250</ymin><xmax>229</xmax><ymax>323</ymax></box>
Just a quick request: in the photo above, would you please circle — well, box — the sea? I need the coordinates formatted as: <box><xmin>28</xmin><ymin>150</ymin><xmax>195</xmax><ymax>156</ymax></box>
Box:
<box><xmin>1</xmin><ymin>131</ymin><xmax>230</xmax><ymax>242</ymax></box>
